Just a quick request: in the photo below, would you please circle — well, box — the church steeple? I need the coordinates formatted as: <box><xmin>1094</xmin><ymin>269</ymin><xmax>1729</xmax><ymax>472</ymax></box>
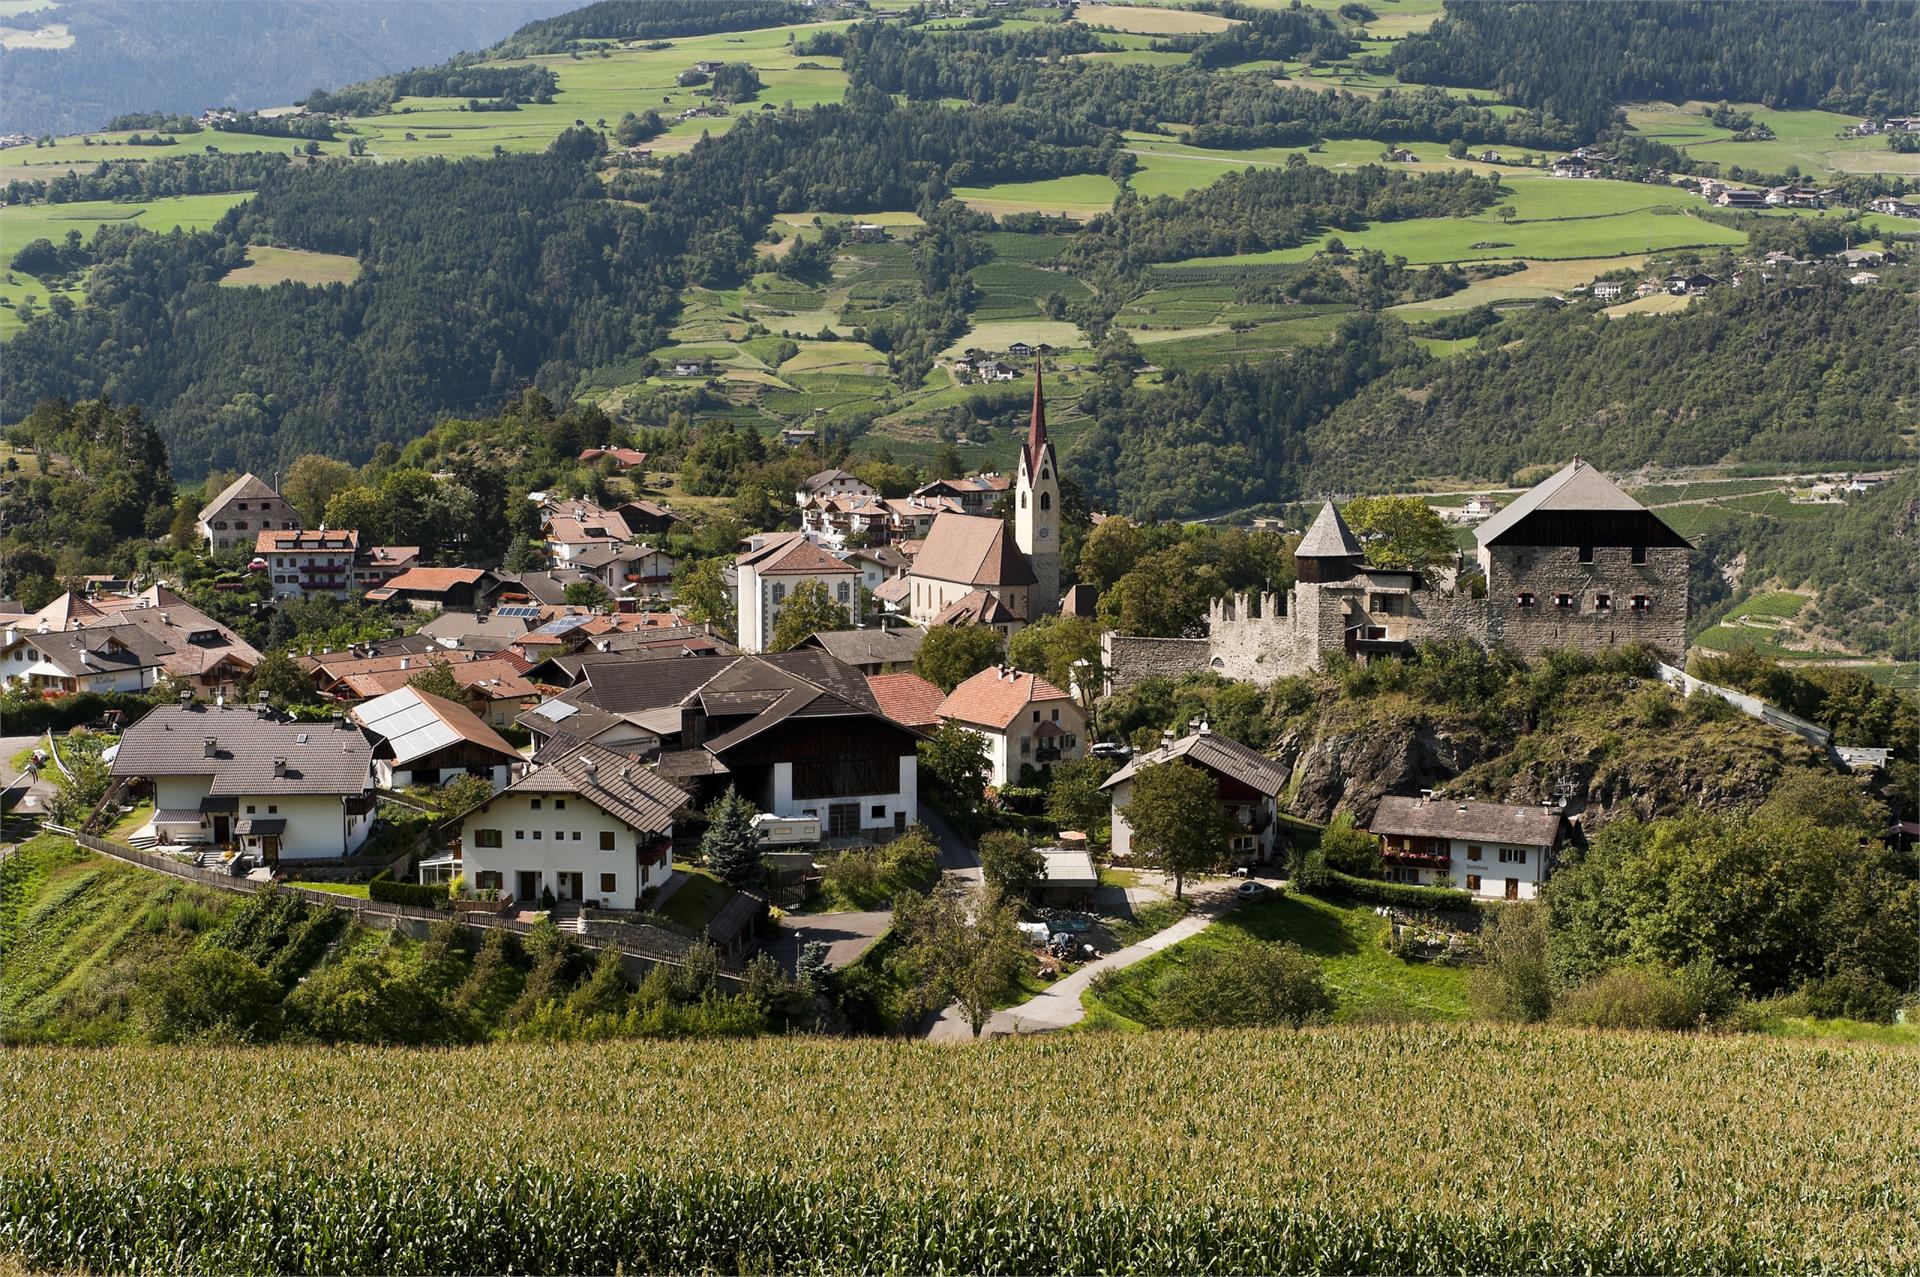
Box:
<box><xmin>1015</xmin><ymin>365</ymin><xmax>1061</xmax><ymax>617</ymax></box>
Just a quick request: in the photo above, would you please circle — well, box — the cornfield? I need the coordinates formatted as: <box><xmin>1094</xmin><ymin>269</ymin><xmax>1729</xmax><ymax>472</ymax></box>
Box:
<box><xmin>1</xmin><ymin>1025</ymin><xmax>1915</xmax><ymax>1274</ymax></box>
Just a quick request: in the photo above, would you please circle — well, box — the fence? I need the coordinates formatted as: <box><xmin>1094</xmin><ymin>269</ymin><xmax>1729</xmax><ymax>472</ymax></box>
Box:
<box><xmin>1654</xmin><ymin>661</ymin><xmax>1832</xmax><ymax>748</ymax></box>
<box><xmin>53</xmin><ymin>827</ymin><xmax>733</xmax><ymax>981</ymax></box>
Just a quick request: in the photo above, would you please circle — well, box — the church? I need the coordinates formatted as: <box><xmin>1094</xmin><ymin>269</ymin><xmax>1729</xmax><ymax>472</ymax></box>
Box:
<box><xmin>902</xmin><ymin>370</ymin><xmax>1062</xmax><ymax>637</ymax></box>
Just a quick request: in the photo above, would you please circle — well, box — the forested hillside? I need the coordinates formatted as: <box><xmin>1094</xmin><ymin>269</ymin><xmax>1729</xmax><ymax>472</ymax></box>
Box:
<box><xmin>0</xmin><ymin>0</ymin><xmax>573</xmax><ymax>136</ymax></box>
<box><xmin>1303</xmin><ymin>281</ymin><xmax>1919</xmax><ymax>489</ymax></box>
<box><xmin>1393</xmin><ymin>1</ymin><xmax>1920</xmax><ymax>136</ymax></box>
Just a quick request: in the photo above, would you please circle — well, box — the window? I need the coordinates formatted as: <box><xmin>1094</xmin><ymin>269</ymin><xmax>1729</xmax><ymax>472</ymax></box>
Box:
<box><xmin>514</xmin><ymin>829</ymin><xmax>525</xmax><ymax>840</ymax></box>
<box><xmin>1465</xmin><ymin>874</ymin><xmax>1481</xmax><ymax>892</ymax></box>
<box><xmin>1020</xmin><ymin>492</ymin><xmax>1028</xmax><ymax>509</ymax></box>
<box><xmin>1499</xmin><ymin>847</ymin><xmax>1527</xmax><ymax>864</ymax></box>
<box><xmin>1553</xmin><ymin>593</ymin><xmax>1576</xmax><ymax>610</ymax></box>
<box><xmin>600</xmin><ymin>831</ymin><xmax>616</xmax><ymax>850</ymax></box>
<box><xmin>837</xmin><ymin>582</ymin><xmax>850</xmax><ymax>603</ymax></box>
<box><xmin>554</xmin><ymin>831</ymin><xmax>564</xmax><ymax>842</ymax></box>
<box><xmin>772</xmin><ymin>583</ymin><xmax>786</xmax><ymax>604</ymax></box>
<box><xmin>1050</xmin><ymin>708</ymin><xmax>1059</xmax><ymax>721</ymax></box>
<box><xmin>553</xmin><ymin>799</ymin><xmax>565</xmax><ymax>810</ymax></box>
<box><xmin>600</xmin><ymin>873</ymin><xmax>618</xmax><ymax>894</ymax></box>
<box><xmin>1594</xmin><ymin>593</ymin><xmax>1612</xmax><ymax>612</ymax></box>
<box><xmin>1032</xmin><ymin>710</ymin><xmax>1041</xmax><ymax>723</ymax></box>
<box><xmin>1578</xmin><ymin>545</ymin><xmax>1594</xmax><ymax>564</ymax></box>
<box><xmin>474</xmin><ymin>828</ymin><xmax>503</xmax><ymax>848</ymax></box>
<box><xmin>1631</xmin><ymin>594</ymin><xmax>1652</xmax><ymax>611</ymax></box>
<box><xmin>1631</xmin><ymin>545</ymin><xmax>1647</xmax><ymax>565</ymax></box>
<box><xmin>571</xmin><ymin>831</ymin><xmax>581</xmax><ymax>841</ymax></box>
<box><xmin>533</xmin><ymin>830</ymin><xmax>542</xmax><ymax>840</ymax></box>
<box><xmin>1019</xmin><ymin>736</ymin><xmax>1030</xmax><ymax>756</ymax></box>
<box><xmin>246</xmin><ymin>805</ymin><xmax>256</xmax><ymax>814</ymax></box>
<box><xmin>1040</xmin><ymin>492</ymin><xmax>1051</xmax><ymax>511</ymax></box>
<box><xmin>1516</xmin><ymin>592</ymin><xmax>1535</xmax><ymax>608</ymax></box>
<box><xmin>476</xmin><ymin>871</ymin><xmax>503</xmax><ymax>891</ymax></box>
<box><xmin>529</xmin><ymin>799</ymin><xmax>541</xmax><ymax>811</ymax></box>
<box><xmin>871</xmin><ymin>804</ymin><xmax>886</xmax><ymax>819</ymax></box>
<box><xmin>1466</xmin><ymin>845</ymin><xmax>1482</xmax><ymax>862</ymax></box>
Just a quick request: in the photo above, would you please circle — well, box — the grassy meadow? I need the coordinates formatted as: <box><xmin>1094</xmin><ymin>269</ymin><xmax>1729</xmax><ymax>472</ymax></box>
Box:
<box><xmin>1</xmin><ymin>1027</ymin><xmax>1917</xmax><ymax>1273</ymax></box>
<box><xmin>217</xmin><ymin>245</ymin><xmax>362</xmax><ymax>288</ymax></box>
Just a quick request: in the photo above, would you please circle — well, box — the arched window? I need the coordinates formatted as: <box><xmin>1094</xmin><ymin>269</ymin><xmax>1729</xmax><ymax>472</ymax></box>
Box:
<box><xmin>1020</xmin><ymin>492</ymin><xmax>1028</xmax><ymax>509</ymax></box>
<box><xmin>1040</xmin><ymin>492</ymin><xmax>1052</xmax><ymax>511</ymax></box>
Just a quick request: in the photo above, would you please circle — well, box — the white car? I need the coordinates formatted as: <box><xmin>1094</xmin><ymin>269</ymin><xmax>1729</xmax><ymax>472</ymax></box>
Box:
<box><xmin>1235</xmin><ymin>881</ymin><xmax>1272</xmax><ymax>899</ymax></box>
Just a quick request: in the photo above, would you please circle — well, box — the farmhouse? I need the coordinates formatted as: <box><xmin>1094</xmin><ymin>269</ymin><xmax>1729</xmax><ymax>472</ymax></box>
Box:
<box><xmin>1102</xmin><ymin>726</ymin><xmax>1288</xmax><ymax>865</ymax></box>
<box><xmin>111</xmin><ymin>702</ymin><xmax>377</xmax><ymax>862</ymax></box>
<box><xmin>733</xmin><ymin>531</ymin><xmax>863</xmax><ymax>654</ymax></box>
<box><xmin>455</xmin><ymin>740</ymin><xmax>688</xmax><ymax>909</ymax></box>
<box><xmin>1714</xmin><ymin>189</ymin><xmax>1767</xmax><ymax>208</ymax></box>
<box><xmin>367</xmin><ymin>567</ymin><xmax>490</xmax><ymax>611</ymax></box>
<box><xmin>796</xmin><ymin>468</ymin><xmax>875</xmax><ymax>504</ymax></box>
<box><xmin>255</xmin><ymin>528</ymin><xmax>359</xmax><ymax>600</ymax></box>
<box><xmin>0</xmin><ymin>620</ymin><xmax>168</xmax><ymax>695</ymax></box>
<box><xmin>1</xmin><ymin>588</ymin><xmax>261</xmax><ymax>697</ymax></box>
<box><xmin>578</xmin><ymin>446</ymin><xmax>648</xmax><ymax>471</ymax></box>
<box><xmin>197</xmin><ymin>473</ymin><xmax>300</xmax><ymax>554</ymax></box>
<box><xmin>1370</xmin><ymin>793</ymin><xmax>1576</xmax><ymax>900</ymax></box>
<box><xmin>350</xmin><ymin>685</ymin><xmax>522</xmax><ymax>791</ymax></box>
<box><xmin>936</xmin><ymin>664</ymin><xmax>1085</xmax><ymax>787</ymax></box>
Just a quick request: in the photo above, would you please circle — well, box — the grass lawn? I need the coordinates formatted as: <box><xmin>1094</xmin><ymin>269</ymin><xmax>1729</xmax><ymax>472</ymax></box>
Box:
<box><xmin>1082</xmin><ymin>891</ymin><xmax>1471</xmax><ymax>1029</ymax></box>
<box><xmin>104</xmin><ymin>802</ymin><xmax>154</xmax><ymax>842</ymax></box>
<box><xmin>657</xmin><ymin>869</ymin><xmax>734</xmax><ymax>932</ymax></box>
<box><xmin>956</xmin><ymin>173</ymin><xmax>1119</xmax><ymax>218</ymax></box>
<box><xmin>1074</xmin><ymin>4</ymin><xmax>1239</xmax><ymax>33</ymax></box>
<box><xmin>291</xmin><ymin>881</ymin><xmax>371</xmax><ymax>899</ymax></box>
<box><xmin>218</xmin><ymin>246</ymin><xmax>361</xmax><ymax>288</ymax></box>
<box><xmin>938</xmin><ymin>318</ymin><xmax>1087</xmax><ymax>356</ymax></box>
<box><xmin>1109</xmin><ymin>897</ymin><xmax>1191</xmax><ymax>947</ymax></box>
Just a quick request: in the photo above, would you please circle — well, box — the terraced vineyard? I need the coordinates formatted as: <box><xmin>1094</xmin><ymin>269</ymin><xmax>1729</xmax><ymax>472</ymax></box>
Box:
<box><xmin>1</xmin><ymin>1028</ymin><xmax>1916</xmax><ymax>1273</ymax></box>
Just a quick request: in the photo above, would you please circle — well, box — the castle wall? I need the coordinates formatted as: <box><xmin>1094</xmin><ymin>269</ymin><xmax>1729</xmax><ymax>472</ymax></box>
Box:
<box><xmin>1102</xmin><ymin>633</ymin><xmax>1212</xmax><ymax>693</ymax></box>
<box><xmin>1484</xmin><ymin>545</ymin><xmax>1688</xmax><ymax>659</ymax></box>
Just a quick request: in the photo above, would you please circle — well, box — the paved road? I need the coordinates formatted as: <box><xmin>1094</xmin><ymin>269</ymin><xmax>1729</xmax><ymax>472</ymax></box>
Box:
<box><xmin>763</xmin><ymin>909</ymin><xmax>893</xmax><ymax>974</ymax></box>
<box><xmin>925</xmin><ymin>879</ymin><xmax>1245</xmax><ymax>1042</ymax></box>
<box><xmin>0</xmin><ymin>733</ymin><xmax>57</xmax><ymax>843</ymax></box>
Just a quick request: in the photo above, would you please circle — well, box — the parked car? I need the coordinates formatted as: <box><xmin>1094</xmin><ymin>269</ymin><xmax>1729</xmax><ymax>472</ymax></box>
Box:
<box><xmin>1235</xmin><ymin>881</ymin><xmax>1272</xmax><ymax>899</ymax></box>
<box><xmin>1089</xmin><ymin>741</ymin><xmax>1132</xmax><ymax>759</ymax></box>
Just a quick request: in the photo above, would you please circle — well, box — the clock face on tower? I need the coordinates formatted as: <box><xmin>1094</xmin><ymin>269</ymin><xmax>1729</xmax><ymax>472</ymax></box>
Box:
<box><xmin>1038</xmin><ymin>527</ymin><xmax>1051</xmax><ymax>540</ymax></box>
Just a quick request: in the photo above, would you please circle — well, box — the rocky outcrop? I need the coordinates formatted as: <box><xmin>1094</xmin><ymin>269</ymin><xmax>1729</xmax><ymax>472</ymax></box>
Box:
<box><xmin>1274</xmin><ymin>714</ymin><xmax>1493</xmax><ymax>825</ymax></box>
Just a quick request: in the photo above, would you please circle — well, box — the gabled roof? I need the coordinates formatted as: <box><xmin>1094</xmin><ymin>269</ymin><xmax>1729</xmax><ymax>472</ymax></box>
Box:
<box><xmin>913</xmin><ymin>513</ymin><xmax>1036</xmax><ymax>588</ymax></box>
<box><xmin>1370</xmin><ymin>794</ymin><xmax>1567</xmax><ymax>847</ymax></box>
<box><xmin>932</xmin><ymin>588</ymin><xmax>1023</xmax><ymax>627</ymax></box>
<box><xmin>380</xmin><ymin>567</ymin><xmax>488</xmax><ymax>595</ymax></box>
<box><xmin>1102</xmin><ymin>729</ymin><xmax>1286</xmax><ymax>797</ymax></box>
<box><xmin>487</xmin><ymin>740</ymin><xmax>688</xmax><ymax>836</ymax></box>
<box><xmin>800</xmin><ymin>468</ymin><xmax>867</xmax><ymax>493</ymax></box>
<box><xmin>937</xmin><ymin>664</ymin><xmax>1072</xmax><ymax>731</ymax></box>
<box><xmin>257</xmin><ymin>528</ymin><xmax>357</xmax><ymax>554</ymax></box>
<box><xmin>350</xmin><ymin>685</ymin><xmax>519</xmax><ymax>767</ymax></box>
<box><xmin>199</xmin><ymin>473</ymin><xmax>282</xmax><ymax>520</ymax></box>
<box><xmin>1296</xmin><ymin>501</ymin><xmax>1364</xmax><ymax>559</ymax></box>
<box><xmin>6</xmin><ymin>620</ymin><xmax>171</xmax><ymax>677</ymax></box>
<box><xmin>866</xmin><ymin>671</ymin><xmax>946</xmax><ymax>728</ymax></box>
<box><xmin>1474</xmin><ymin>460</ymin><xmax>1658</xmax><ymax>548</ymax></box>
<box><xmin>797</xmin><ymin>627</ymin><xmax>925</xmax><ymax>668</ymax></box>
<box><xmin>112</xmin><ymin>704</ymin><xmax>374</xmax><ymax>795</ymax></box>
<box><xmin>736</xmin><ymin>533</ymin><xmax>855</xmax><ymax>577</ymax></box>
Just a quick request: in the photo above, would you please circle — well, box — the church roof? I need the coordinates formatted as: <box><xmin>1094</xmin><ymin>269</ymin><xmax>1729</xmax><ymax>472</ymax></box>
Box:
<box><xmin>1023</xmin><ymin>366</ymin><xmax>1051</xmax><ymax>476</ymax></box>
<box><xmin>913</xmin><ymin>513</ymin><xmax>1037</xmax><ymax>588</ymax></box>
<box><xmin>1296</xmin><ymin>501</ymin><xmax>1364</xmax><ymax>558</ymax></box>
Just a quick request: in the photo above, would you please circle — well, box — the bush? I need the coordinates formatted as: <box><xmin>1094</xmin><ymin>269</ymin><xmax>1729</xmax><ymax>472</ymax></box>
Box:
<box><xmin>1554</xmin><ymin>961</ymin><xmax>1736</xmax><ymax>1031</ymax></box>
<box><xmin>980</xmin><ymin>830</ymin><xmax>1045</xmax><ymax>901</ymax></box>
<box><xmin>1295</xmin><ymin>855</ymin><xmax>1473</xmax><ymax>911</ymax></box>
<box><xmin>1471</xmin><ymin>901</ymin><xmax>1551</xmax><ymax>1022</ymax></box>
<box><xmin>369</xmin><ymin>872</ymin><xmax>448</xmax><ymax>909</ymax></box>
<box><xmin>1152</xmin><ymin>942</ymin><xmax>1334</xmax><ymax>1029</ymax></box>
<box><xmin>137</xmin><ymin>947</ymin><xmax>282</xmax><ymax>1042</ymax></box>
<box><xmin>0</xmin><ymin>689</ymin><xmax>157</xmax><ymax>736</ymax></box>
<box><xmin>1801</xmin><ymin>967</ymin><xmax>1903</xmax><ymax>1023</ymax></box>
<box><xmin>1318</xmin><ymin>813</ymin><xmax>1382</xmax><ymax>877</ymax></box>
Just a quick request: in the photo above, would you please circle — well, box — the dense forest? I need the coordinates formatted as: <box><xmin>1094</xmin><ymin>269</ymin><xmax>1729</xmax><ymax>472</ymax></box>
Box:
<box><xmin>1301</xmin><ymin>279</ymin><xmax>1920</xmax><ymax>489</ymax></box>
<box><xmin>495</xmin><ymin>0</ymin><xmax>814</xmax><ymax>54</ymax></box>
<box><xmin>0</xmin><ymin>0</ymin><xmax>572</xmax><ymax>136</ymax></box>
<box><xmin>1393</xmin><ymin>1</ymin><xmax>1920</xmax><ymax>137</ymax></box>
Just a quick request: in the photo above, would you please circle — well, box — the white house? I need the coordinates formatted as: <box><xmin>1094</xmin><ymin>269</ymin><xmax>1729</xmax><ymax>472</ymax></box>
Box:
<box><xmin>1369</xmin><ymin>793</ymin><xmax>1574</xmax><ymax>900</ymax></box>
<box><xmin>936</xmin><ymin>665</ymin><xmax>1085</xmax><ymax>787</ymax></box>
<box><xmin>350</xmin><ymin>685</ymin><xmax>523</xmax><ymax>791</ymax></box>
<box><xmin>256</xmin><ymin>529</ymin><xmax>359</xmax><ymax>600</ymax></box>
<box><xmin>1102</xmin><ymin>727</ymin><xmax>1288</xmax><ymax>865</ymax></box>
<box><xmin>0</xmin><ymin>621</ymin><xmax>169</xmax><ymax>695</ymax></box>
<box><xmin>454</xmin><ymin>740</ymin><xmax>689</xmax><ymax>907</ymax></box>
<box><xmin>795</xmin><ymin>468</ymin><xmax>875</xmax><ymax>507</ymax></box>
<box><xmin>109</xmin><ymin>702</ymin><xmax>377</xmax><ymax>862</ymax></box>
<box><xmin>732</xmin><ymin>532</ymin><xmax>863</xmax><ymax>654</ymax></box>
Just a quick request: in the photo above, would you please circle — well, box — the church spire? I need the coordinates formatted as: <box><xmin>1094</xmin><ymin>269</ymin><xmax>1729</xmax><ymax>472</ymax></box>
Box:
<box><xmin>1024</xmin><ymin>364</ymin><xmax>1049</xmax><ymax>475</ymax></box>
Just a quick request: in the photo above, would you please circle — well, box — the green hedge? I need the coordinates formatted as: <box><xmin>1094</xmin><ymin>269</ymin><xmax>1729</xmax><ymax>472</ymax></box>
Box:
<box><xmin>0</xmin><ymin>691</ymin><xmax>159</xmax><ymax>737</ymax></box>
<box><xmin>368</xmin><ymin>872</ymin><xmax>447</xmax><ymax>910</ymax></box>
<box><xmin>1297</xmin><ymin>861</ymin><xmax>1473</xmax><ymax>912</ymax></box>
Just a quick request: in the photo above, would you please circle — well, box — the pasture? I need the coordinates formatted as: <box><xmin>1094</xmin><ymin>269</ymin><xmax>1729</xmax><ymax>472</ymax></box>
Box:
<box><xmin>1</xmin><ymin>1029</ymin><xmax>1917</xmax><ymax>1273</ymax></box>
<box><xmin>956</xmin><ymin>172</ymin><xmax>1119</xmax><ymax>217</ymax></box>
<box><xmin>1626</xmin><ymin>101</ymin><xmax>1918</xmax><ymax>178</ymax></box>
<box><xmin>1072</xmin><ymin>4</ymin><xmax>1239</xmax><ymax>34</ymax></box>
<box><xmin>938</xmin><ymin>318</ymin><xmax>1086</xmax><ymax>357</ymax></box>
<box><xmin>217</xmin><ymin>246</ymin><xmax>362</xmax><ymax>288</ymax></box>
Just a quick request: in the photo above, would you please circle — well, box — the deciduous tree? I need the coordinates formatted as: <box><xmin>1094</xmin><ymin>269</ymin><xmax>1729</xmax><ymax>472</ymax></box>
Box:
<box><xmin>1123</xmin><ymin>758</ymin><xmax>1236</xmax><ymax>898</ymax></box>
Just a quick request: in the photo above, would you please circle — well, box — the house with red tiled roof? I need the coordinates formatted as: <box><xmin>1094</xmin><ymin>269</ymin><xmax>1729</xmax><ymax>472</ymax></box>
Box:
<box><xmin>365</xmin><ymin>566</ymin><xmax>490</xmax><ymax>611</ymax></box>
<box><xmin>936</xmin><ymin>664</ymin><xmax>1085</xmax><ymax>786</ymax></box>
<box><xmin>578</xmin><ymin>446</ymin><xmax>649</xmax><ymax>471</ymax></box>
<box><xmin>732</xmin><ymin>531</ymin><xmax>862</xmax><ymax>654</ymax></box>
<box><xmin>865</xmin><ymin>671</ymin><xmax>946</xmax><ymax>729</ymax></box>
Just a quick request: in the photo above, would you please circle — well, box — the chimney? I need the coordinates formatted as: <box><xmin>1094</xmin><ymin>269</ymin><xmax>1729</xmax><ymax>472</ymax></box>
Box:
<box><xmin>680</xmin><ymin>701</ymin><xmax>707</xmax><ymax>746</ymax></box>
<box><xmin>179</xmin><ymin>688</ymin><xmax>193</xmax><ymax>706</ymax></box>
<box><xmin>272</xmin><ymin>757</ymin><xmax>287</xmax><ymax>777</ymax></box>
<box><xmin>203</xmin><ymin>736</ymin><xmax>218</xmax><ymax>757</ymax></box>
<box><xmin>400</xmin><ymin>656</ymin><xmax>410</xmax><ymax>670</ymax></box>
<box><xmin>215</xmin><ymin>691</ymin><xmax>224</xmax><ymax>707</ymax></box>
<box><xmin>620</xmin><ymin>765</ymin><xmax>632</xmax><ymax>785</ymax></box>
<box><xmin>258</xmin><ymin>691</ymin><xmax>270</xmax><ymax>706</ymax></box>
<box><xmin>159</xmin><ymin>612</ymin><xmax>170</xmax><ymax>626</ymax></box>
<box><xmin>584</xmin><ymin>758</ymin><xmax>599</xmax><ymax>786</ymax></box>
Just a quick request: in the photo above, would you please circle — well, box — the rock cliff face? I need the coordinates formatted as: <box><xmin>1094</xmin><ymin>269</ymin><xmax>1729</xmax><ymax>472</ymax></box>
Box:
<box><xmin>1272</xmin><ymin>693</ymin><xmax>1827</xmax><ymax>830</ymax></box>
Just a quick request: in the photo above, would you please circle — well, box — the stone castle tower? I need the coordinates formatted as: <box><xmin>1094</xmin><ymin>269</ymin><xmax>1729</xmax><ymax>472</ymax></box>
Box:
<box><xmin>1015</xmin><ymin>367</ymin><xmax>1060</xmax><ymax>617</ymax></box>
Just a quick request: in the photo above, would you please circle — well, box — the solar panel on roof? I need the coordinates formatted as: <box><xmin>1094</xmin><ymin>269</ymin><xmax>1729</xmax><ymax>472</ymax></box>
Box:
<box><xmin>495</xmin><ymin>605</ymin><xmax>542</xmax><ymax>619</ymax></box>
<box><xmin>534</xmin><ymin>701</ymin><xmax>580</xmax><ymax>722</ymax></box>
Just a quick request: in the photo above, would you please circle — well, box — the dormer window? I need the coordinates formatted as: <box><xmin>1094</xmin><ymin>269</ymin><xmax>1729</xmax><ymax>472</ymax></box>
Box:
<box><xmin>1632</xmin><ymin>545</ymin><xmax>1647</xmax><ymax>564</ymax></box>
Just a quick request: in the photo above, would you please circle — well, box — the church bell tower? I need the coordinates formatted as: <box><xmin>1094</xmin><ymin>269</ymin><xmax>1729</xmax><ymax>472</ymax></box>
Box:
<box><xmin>1015</xmin><ymin>366</ymin><xmax>1061</xmax><ymax>617</ymax></box>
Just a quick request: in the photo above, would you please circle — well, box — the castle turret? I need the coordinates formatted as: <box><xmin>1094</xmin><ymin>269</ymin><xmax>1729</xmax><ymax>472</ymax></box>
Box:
<box><xmin>1294</xmin><ymin>501</ymin><xmax>1363</xmax><ymax>583</ymax></box>
<box><xmin>1015</xmin><ymin>366</ymin><xmax>1060</xmax><ymax>616</ymax></box>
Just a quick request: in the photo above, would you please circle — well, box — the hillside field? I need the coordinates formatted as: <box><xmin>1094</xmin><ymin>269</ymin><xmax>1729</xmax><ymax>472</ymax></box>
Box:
<box><xmin>0</xmin><ymin>1027</ymin><xmax>1915</xmax><ymax>1273</ymax></box>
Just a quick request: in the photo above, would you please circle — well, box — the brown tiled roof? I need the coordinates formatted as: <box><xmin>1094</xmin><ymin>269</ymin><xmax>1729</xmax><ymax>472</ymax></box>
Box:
<box><xmin>1369</xmin><ymin>794</ymin><xmax>1567</xmax><ymax>847</ymax></box>
<box><xmin>798</xmin><ymin>627</ymin><xmax>925</xmax><ymax>667</ymax></box>
<box><xmin>256</xmin><ymin>528</ymin><xmax>357</xmax><ymax>554</ymax></box>
<box><xmin>112</xmin><ymin>704</ymin><xmax>373</xmax><ymax>796</ymax></box>
<box><xmin>351</xmin><ymin>685</ymin><xmax>520</xmax><ymax>766</ymax></box>
<box><xmin>737</xmin><ymin>534</ymin><xmax>856</xmax><ymax>577</ymax></box>
<box><xmin>335</xmin><ymin>658</ymin><xmax>536</xmax><ymax>702</ymax></box>
<box><xmin>912</xmin><ymin>513</ymin><xmax>1035</xmax><ymax>588</ymax></box>
<box><xmin>866</xmin><ymin>671</ymin><xmax>946</xmax><ymax>727</ymax></box>
<box><xmin>490</xmin><ymin>740</ymin><xmax>689</xmax><ymax>836</ymax></box>
<box><xmin>380</xmin><ymin>567</ymin><xmax>488</xmax><ymax>594</ymax></box>
<box><xmin>932</xmin><ymin>588</ymin><xmax>1022</xmax><ymax>627</ymax></box>
<box><xmin>198</xmin><ymin>473</ymin><xmax>282</xmax><ymax>521</ymax></box>
<box><xmin>1102</xmin><ymin>729</ymin><xmax>1287</xmax><ymax>797</ymax></box>
<box><xmin>937</xmin><ymin>664</ymin><xmax>1072</xmax><ymax>730</ymax></box>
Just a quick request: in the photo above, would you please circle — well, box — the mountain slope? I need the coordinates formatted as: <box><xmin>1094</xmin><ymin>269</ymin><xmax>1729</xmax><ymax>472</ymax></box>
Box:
<box><xmin>0</xmin><ymin>0</ymin><xmax>576</xmax><ymax>135</ymax></box>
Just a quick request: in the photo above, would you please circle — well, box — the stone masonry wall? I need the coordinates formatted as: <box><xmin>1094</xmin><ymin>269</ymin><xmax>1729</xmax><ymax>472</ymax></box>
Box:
<box><xmin>1485</xmin><ymin>545</ymin><xmax>1689</xmax><ymax>659</ymax></box>
<box><xmin>1102</xmin><ymin>633</ymin><xmax>1211</xmax><ymax>693</ymax></box>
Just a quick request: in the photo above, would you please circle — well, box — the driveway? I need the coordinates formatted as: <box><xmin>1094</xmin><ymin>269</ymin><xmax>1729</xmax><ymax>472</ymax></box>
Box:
<box><xmin>763</xmin><ymin>909</ymin><xmax>892</xmax><ymax>974</ymax></box>
<box><xmin>925</xmin><ymin>879</ymin><xmax>1245</xmax><ymax>1041</ymax></box>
